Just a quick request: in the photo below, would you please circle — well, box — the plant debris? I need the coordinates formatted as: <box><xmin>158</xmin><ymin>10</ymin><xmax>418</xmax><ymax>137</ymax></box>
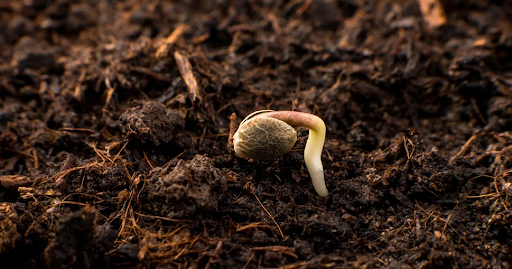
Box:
<box><xmin>0</xmin><ymin>0</ymin><xmax>511</xmax><ymax>268</ymax></box>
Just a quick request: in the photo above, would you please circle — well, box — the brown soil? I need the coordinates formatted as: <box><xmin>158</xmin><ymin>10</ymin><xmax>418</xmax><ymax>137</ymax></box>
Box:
<box><xmin>1</xmin><ymin>0</ymin><xmax>511</xmax><ymax>268</ymax></box>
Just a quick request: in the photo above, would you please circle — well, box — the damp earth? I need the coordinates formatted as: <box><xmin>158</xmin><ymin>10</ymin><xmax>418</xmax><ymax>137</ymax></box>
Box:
<box><xmin>0</xmin><ymin>0</ymin><xmax>511</xmax><ymax>268</ymax></box>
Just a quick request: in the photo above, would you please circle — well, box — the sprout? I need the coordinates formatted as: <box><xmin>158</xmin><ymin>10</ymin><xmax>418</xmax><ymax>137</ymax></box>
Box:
<box><xmin>233</xmin><ymin>110</ymin><xmax>328</xmax><ymax>197</ymax></box>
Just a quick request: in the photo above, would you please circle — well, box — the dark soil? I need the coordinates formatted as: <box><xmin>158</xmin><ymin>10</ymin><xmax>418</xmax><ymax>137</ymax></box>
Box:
<box><xmin>1</xmin><ymin>0</ymin><xmax>511</xmax><ymax>268</ymax></box>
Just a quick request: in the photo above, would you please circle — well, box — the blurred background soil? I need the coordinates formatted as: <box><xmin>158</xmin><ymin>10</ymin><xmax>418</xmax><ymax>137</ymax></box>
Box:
<box><xmin>0</xmin><ymin>0</ymin><xmax>511</xmax><ymax>268</ymax></box>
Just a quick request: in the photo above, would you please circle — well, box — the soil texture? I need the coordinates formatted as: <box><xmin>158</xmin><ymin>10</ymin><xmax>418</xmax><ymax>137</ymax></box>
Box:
<box><xmin>0</xmin><ymin>0</ymin><xmax>511</xmax><ymax>268</ymax></box>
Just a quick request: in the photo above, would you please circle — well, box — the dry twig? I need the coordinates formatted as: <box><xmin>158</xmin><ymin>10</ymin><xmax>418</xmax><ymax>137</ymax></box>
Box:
<box><xmin>174</xmin><ymin>51</ymin><xmax>202</xmax><ymax>103</ymax></box>
<box><xmin>248</xmin><ymin>183</ymin><xmax>284</xmax><ymax>238</ymax></box>
<box><xmin>450</xmin><ymin>132</ymin><xmax>478</xmax><ymax>164</ymax></box>
<box><xmin>156</xmin><ymin>24</ymin><xmax>187</xmax><ymax>58</ymax></box>
<box><xmin>228</xmin><ymin>113</ymin><xmax>237</xmax><ymax>153</ymax></box>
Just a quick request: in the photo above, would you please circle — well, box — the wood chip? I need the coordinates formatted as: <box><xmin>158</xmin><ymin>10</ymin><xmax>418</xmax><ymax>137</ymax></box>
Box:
<box><xmin>0</xmin><ymin>175</ymin><xmax>31</xmax><ymax>189</ymax></box>
<box><xmin>156</xmin><ymin>24</ymin><xmax>187</xmax><ymax>58</ymax></box>
<box><xmin>473</xmin><ymin>38</ymin><xmax>488</xmax><ymax>47</ymax></box>
<box><xmin>174</xmin><ymin>51</ymin><xmax>202</xmax><ymax>103</ymax></box>
<box><xmin>417</xmin><ymin>0</ymin><xmax>446</xmax><ymax>29</ymax></box>
<box><xmin>192</xmin><ymin>33</ymin><xmax>210</xmax><ymax>44</ymax></box>
<box><xmin>228</xmin><ymin>113</ymin><xmax>237</xmax><ymax>153</ymax></box>
<box><xmin>434</xmin><ymin>230</ymin><xmax>442</xmax><ymax>239</ymax></box>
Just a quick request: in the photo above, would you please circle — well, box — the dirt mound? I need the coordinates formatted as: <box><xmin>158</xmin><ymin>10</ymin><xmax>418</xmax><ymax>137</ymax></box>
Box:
<box><xmin>142</xmin><ymin>154</ymin><xmax>227</xmax><ymax>219</ymax></box>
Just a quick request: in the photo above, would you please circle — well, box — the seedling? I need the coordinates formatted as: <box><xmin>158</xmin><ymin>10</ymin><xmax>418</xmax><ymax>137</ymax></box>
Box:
<box><xmin>233</xmin><ymin>110</ymin><xmax>328</xmax><ymax>197</ymax></box>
